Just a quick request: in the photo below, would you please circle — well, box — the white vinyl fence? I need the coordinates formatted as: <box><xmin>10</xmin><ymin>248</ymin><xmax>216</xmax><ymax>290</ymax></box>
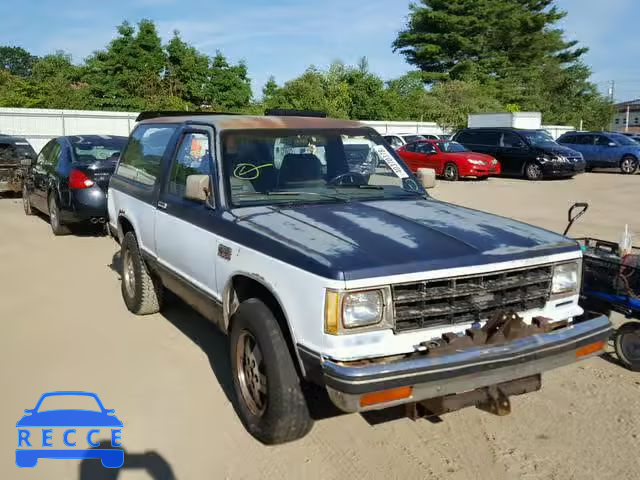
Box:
<box><xmin>0</xmin><ymin>108</ymin><xmax>138</xmax><ymax>152</ymax></box>
<box><xmin>0</xmin><ymin>107</ymin><xmax>573</xmax><ymax>152</ymax></box>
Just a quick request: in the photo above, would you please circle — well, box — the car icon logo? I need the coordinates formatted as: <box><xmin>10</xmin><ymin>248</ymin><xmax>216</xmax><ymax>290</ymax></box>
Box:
<box><xmin>16</xmin><ymin>391</ymin><xmax>124</xmax><ymax>468</ymax></box>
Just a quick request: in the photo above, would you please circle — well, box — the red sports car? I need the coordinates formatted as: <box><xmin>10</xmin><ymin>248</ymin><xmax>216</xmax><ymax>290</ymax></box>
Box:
<box><xmin>397</xmin><ymin>140</ymin><xmax>501</xmax><ymax>181</ymax></box>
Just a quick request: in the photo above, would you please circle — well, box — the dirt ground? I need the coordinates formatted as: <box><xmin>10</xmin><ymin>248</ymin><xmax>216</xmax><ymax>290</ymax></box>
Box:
<box><xmin>1</xmin><ymin>173</ymin><xmax>640</xmax><ymax>480</ymax></box>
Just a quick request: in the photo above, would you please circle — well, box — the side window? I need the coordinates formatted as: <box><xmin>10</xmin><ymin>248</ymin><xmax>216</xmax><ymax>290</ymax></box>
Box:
<box><xmin>561</xmin><ymin>135</ymin><xmax>574</xmax><ymax>144</ymax></box>
<box><xmin>474</xmin><ymin>131</ymin><xmax>500</xmax><ymax>146</ymax></box>
<box><xmin>405</xmin><ymin>142</ymin><xmax>416</xmax><ymax>152</ymax></box>
<box><xmin>416</xmin><ymin>143</ymin><xmax>436</xmax><ymax>154</ymax></box>
<box><xmin>455</xmin><ymin>131</ymin><xmax>470</xmax><ymax>143</ymax></box>
<box><xmin>167</xmin><ymin>132</ymin><xmax>212</xmax><ymax>198</ymax></box>
<box><xmin>500</xmin><ymin>132</ymin><xmax>524</xmax><ymax>148</ymax></box>
<box><xmin>578</xmin><ymin>135</ymin><xmax>595</xmax><ymax>145</ymax></box>
<box><xmin>46</xmin><ymin>142</ymin><xmax>62</xmax><ymax>167</ymax></box>
<box><xmin>116</xmin><ymin>125</ymin><xmax>177</xmax><ymax>186</ymax></box>
<box><xmin>595</xmin><ymin>135</ymin><xmax>612</xmax><ymax>146</ymax></box>
<box><xmin>37</xmin><ymin>141</ymin><xmax>54</xmax><ymax>166</ymax></box>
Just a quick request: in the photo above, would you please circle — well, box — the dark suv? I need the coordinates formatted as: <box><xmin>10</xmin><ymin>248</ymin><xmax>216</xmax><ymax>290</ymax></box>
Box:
<box><xmin>452</xmin><ymin>128</ymin><xmax>585</xmax><ymax>180</ymax></box>
<box><xmin>22</xmin><ymin>135</ymin><xmax>127</xmax><ymax>235</ymax></box>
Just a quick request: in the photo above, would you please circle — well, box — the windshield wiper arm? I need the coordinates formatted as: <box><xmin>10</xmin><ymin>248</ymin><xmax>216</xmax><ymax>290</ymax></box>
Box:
<box><xmin>234</xmin><ymin>191</ymin><xmax>349</xmax><ymax>202</ymax></box>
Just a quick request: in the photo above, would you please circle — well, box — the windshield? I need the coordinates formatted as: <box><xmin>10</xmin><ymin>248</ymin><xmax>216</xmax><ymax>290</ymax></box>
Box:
<box><xmin>71</xmin><ymin>136</ymin><xmax>127</xmax><ymax>163</ymax></box>
<box><xmin>223</xmin><ymin>128</ymin><xmax>425</xmax><ymax>207</ymax></box>
<box><xmin>0</xmin><ymin>142</ymin><xmax>36</xmax><ymax>162</ymax></box>
<box><xmin>520</xmin><ymin>130</ymin><xmax>557</xmax><ymax>146</ymax></box>
<box><xmin>437</xmin><ymin>141</ymin><xmax>468</xmax><ymax>153</ymax></box>
<box><xmin>36</xmin><ymin>394</ymin><xmax>102</xmax><ymax>412</ymax></box>
<box><xmin>610</xmin><ymin>133</ymin><xmax>639</xmax><ymax>146</ymax></box>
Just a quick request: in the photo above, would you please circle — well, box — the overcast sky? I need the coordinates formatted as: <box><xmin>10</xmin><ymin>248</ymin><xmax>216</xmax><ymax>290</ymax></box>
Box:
<box><xmin>1</xmin><ymin>0</ymin><xmax>638</xmax><ymax>101</ymax></box>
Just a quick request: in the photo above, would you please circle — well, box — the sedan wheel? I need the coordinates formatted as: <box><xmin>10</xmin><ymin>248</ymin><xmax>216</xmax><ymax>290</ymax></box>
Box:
<box><xmin>48</xmin><ymin>195</ymin><xmax>70</xmax><ymax>236</ymax></box>
<box><xmin>443</xmin><ymin>163</ymin><xmax>459</xmax><ymax>181</ymax></box>
<box><xmin>620</xmin><ymin>156</ymin><xmax>638</xmax><ymax>175</ymax></box>
<box><xmin>22</xmin><ymin>184</ymin><xmax>33</xmax><ymax>216</ymax></box>
<box><xmin>525</xmin><ymin>162</ymin><xmax>543</xmax><ymax>181</ymax></box>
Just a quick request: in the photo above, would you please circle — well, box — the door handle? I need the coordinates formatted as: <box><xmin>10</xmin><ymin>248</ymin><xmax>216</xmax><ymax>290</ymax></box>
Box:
<box><xmin>157</xmin><ymin>201</ymin><xmax>168</xmax><ymax>210</ymax></box>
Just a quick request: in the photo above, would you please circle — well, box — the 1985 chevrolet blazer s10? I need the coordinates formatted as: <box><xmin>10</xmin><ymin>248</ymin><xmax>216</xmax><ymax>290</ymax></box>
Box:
<box><xmin>108</xmin><ymin>111</ymin><xmax>612</xmax><ymax>444</ymax></box>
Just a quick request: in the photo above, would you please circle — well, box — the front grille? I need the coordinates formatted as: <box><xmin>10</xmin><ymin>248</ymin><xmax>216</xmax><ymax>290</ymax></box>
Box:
<box><xmin>392</xmin><ymin>265</ymin><xmax>553</xmax><ymax>333</ymax></box>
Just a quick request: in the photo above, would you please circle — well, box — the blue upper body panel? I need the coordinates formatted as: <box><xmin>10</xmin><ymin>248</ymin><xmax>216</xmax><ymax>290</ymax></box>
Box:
<box><xmin>225</xmin><ymin>198</ymin><xmax>578</xmax><ymax>281</ymax></box>
<box><xmin>16</xmin><ymin>410</ymin><xmax>123</xmax><ymax>427</ymax></box>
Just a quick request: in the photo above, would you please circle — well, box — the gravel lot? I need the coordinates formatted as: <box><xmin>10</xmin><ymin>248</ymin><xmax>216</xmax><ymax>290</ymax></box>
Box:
<box><xmin>1</xmin><ymin>173</ymin><xmax>639</xmax><ymax>480</ymax></box>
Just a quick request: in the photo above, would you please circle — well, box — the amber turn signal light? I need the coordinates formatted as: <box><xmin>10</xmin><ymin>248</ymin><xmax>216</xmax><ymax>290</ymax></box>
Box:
<box><xmin>359</xmin><ymin>386</ymin><xmax>412</xmax><ymax>408</ymax></box>
<box><xmin>576</xmin><ymin>340</ymin><xmax>605</xmax><ymax>358</ymax></box>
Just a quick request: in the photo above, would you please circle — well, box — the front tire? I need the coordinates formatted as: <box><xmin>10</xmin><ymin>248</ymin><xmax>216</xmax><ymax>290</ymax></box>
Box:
<box><xmin>230</xmin><ymin>298</ymin><xmax>313</xmax><ymax>444</ymax></box>
<box><xmin>620</xmin><ymin>155</ymin><xmax>638</xmax><ymax>175</ymax></box>
<box><xmin>614</xmin><ymin>322</ymin><xmax>640</xmax><ymax>371</ymax></box>
<box><xmin>120</xmin><ymin>231</ymin><xmax>163</xmax><ymax>315</ymax></box>
<box><xmin>48</xmin><ymin>194</ymin><xmax>70</xmax><ymax>236</ymax></box>
<box><xmin>443</xmin><ymin>163</ymin><xmax>459</xmax><ymax>181</ymax></box>
<box><xmin>525</xmin><ymin>162</ymin><xmax>543</xmax><ymax>181</ymax></box>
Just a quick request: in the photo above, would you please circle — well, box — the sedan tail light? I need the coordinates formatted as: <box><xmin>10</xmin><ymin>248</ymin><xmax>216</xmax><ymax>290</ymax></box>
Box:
<box><xmin>69</xmin><ymin>169</ymin><xmax>95</xmax><ymax>189</ymax></box>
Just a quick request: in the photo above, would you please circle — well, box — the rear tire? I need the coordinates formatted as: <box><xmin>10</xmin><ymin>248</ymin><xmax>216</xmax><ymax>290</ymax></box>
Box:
<box><xmin>120</xmin><ymin>231</ymin><xmax>163</xmax><ymax>315</ymax></box>
<box><xmin>48</xmin><ymin>194</ymin><xmax>70</xmax><ymax>236</ymax></box>
<box><xmin>620</xmin><ymin>155</ymin><xmax>638</xmax><ymax>175</ymax></box>
<box><xmin>22</xmin><ymin>184</ymin><xmax>33</xmax><ymax>215</ymax></box>
<box><xmin>524</xmin><ymin>162</ymin><xmax>543</xmax><ymax>181</ymax></box>
<box><xmin>614</xmin><ymin>322</ymin><xmax>640</xmax><ymax>372</ymax></box>
<box><xmin>443</xmin><ymin>163</ymin><xmax>459</xmax><ymax>181</ymax></box>
<box><xmin>230</xmin><ymin>298</ymin><xmax>313</xmax><ymax>444</ymax></box>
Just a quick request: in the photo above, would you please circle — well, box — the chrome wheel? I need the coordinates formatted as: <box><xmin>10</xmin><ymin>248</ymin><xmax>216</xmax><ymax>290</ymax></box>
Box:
<box><xmin>621</xmin><ymin>157</ymin><xmax>637</xmax><ymax>174</ymax></box>
<box><xmin>444</xmin><ymin>163</ymin><xmax>458</xmax><ymax>181</ymax></box>
<box><xmin>526</xmin><ymin>162</ymin><xmax>542</xmax><ymax>180</ymax></box>
<box><xmin>122</xmin><ymin>248</ymin><xmax>136</xmax><ymax>299</ymax></box>
<box><xmin>235</xmin><ymin>330</ymin><xmax>268</xmax><ymax>416</ymax></box>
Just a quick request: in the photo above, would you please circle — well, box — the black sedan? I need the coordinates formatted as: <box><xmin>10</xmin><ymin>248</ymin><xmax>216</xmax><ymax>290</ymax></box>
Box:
<box><xmin>22</xmin><ymin>135</ymin><xmax>127</xmax><ymax>235</ymax></box>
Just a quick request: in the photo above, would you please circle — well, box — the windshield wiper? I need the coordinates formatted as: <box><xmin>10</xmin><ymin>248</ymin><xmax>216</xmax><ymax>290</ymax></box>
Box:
<box><xmin>234</xmin><ymin>190</ymin><xmax>349</xmax><ymax>202</ymax></box>
<box><xmin>332</xmin><ymin>184</ymin><xmax>384</xmax><ymax>190</ymax></box>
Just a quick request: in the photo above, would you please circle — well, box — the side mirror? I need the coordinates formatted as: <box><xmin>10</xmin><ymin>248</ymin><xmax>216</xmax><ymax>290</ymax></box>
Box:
<box><xmin>20</xmin><ymin>159</ymin><xmax>32</xmax><ymax>167</ymax></box>
<box><xmin>417</xmin><ymin>168</ymin><xmax>437</xmax><ymax>189</ymax></box>
<box><xmin>185</xmin><ymin>175</ymin><xmax>211</xmax><ymax>202</ymax></box>
<box><xmin>24</xmin><ymin>409</ymin><xmax>33</xmax><ymax>414</ymax></box>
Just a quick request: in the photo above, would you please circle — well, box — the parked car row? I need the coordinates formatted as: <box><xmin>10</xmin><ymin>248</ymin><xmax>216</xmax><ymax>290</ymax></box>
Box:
<box><xmin>15</xmin><ymin>111</ymin><xmax>613</xmax><ymax>446</ymax></box>
<box><xmin>385</xmin><ymin>127</ymin><xmax>640</xmax><ymax>181</ymax></box>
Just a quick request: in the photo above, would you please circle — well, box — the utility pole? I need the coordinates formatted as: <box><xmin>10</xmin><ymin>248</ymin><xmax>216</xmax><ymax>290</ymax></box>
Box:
<box><xmin>608</xmin><ymin>80</ymin><xmax>615</xmax><ymax>102</ymax></box>
<box><xmin>625</xmin><ymin>105</ymin><xmax>630</xmax><ymax>132</ymax></box>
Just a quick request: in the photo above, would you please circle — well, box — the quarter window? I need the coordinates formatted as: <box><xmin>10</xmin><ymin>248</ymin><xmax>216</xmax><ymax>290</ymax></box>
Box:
<box><xmin>116</xmin><ymin>125</ymin><xmax>177</xmax><ymax>186</ymax></box>
<box><xmin>167</xmin><ymin>132</ymin><xmax>212</xmax><ymax>198</ymax></box>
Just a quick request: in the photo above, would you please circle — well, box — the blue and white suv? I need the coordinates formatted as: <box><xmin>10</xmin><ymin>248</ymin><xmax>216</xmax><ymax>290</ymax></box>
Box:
<box><xmin>557</xmin><ymin>131</ymin><xmax>640</xmax><ymax>174</ymax></box>
<box><xmin>107</xmin><ymin>111</ymin><xmax>612</xmax><ymax>444</ymax></box>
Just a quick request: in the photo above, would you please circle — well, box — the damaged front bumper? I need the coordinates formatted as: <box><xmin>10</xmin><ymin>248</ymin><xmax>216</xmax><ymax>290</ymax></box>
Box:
<box><xmin>313</xmin><ymin>315</ymin><xmax>612</xmax><ymax>413</ymax></box>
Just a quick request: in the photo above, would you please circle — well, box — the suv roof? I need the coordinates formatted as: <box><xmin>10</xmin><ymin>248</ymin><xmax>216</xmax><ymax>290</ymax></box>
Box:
<box><xmin>138</xmin><ymin>113</ymin><xmax>363</xmax><ymax>132</ymax></box>
<box><xmin>0</xmin><ymin>135</ymin><xmax>30</xmax><ymax>145</ymax></box>
<box><xmin>460</xmin><ymin>127</ymin><xmax>542</xmax><ymax>132</ymax></box>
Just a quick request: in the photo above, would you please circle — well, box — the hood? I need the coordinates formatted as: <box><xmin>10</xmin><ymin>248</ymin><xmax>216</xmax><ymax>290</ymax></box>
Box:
<box><xmin>230</xmin><ymin>199</ymin><xmax>577</xmax><ymax>281</ymax></box>
<box><xmin>16</xmin><ymin>410</ymin><xmax>122</xmax><ymax>427</ymax></box>
<box><xmin>533</xmin><ymin>144</ymin><xmax>581</xmax><ymax>158</ymax></box>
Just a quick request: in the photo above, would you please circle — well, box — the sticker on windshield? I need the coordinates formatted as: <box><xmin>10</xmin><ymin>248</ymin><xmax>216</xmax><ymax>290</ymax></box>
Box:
<box><xmin>373</xmin><ymin>145</ymin><xmax>408</xmax><ymax>178</ymax></box>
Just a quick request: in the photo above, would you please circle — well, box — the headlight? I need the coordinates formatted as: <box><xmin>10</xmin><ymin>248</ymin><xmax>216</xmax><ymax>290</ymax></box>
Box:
<box><xmin>324</xmin><ymin>288</ymin><xmax>391</xmax><ymax>334</ymax></box>
<box><xmin>553</xmin><ymin>155</ymin><xmax>568</xmax><ymax>163</ymax></box>
<box><xmin>491</xmin><ymin>158</ymin><xmax>498</xmax><ymax>165</ymax></box>
<box><xmin>468</xmin><ymin>159</ymin><xmax>485</xmax><ymax>165</ymax></box>
<box><xmin>552</xmin><ymin>262</ymin><xmax>580</xmax><ymax>296</ymax></box>
<box><xmin>343</xmin><ymin>291</ymin><xmax>383</xmax><ymax>328</ymax></box>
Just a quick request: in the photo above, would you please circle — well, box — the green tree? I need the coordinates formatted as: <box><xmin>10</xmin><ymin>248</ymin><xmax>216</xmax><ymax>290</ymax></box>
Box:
<box><xmin>165</xmin><ymin>32</ymin><xmax>209</xmax><ymax>106</ymax></box>
<box><xmin>201</xmin><ymin>52</ymin><xmax>252</xmax><ymax>110</ymax></box>
<box><xmin>30</xmin><ymin>52</ymin><xmax>92</xmax><ymax>109</ymax></box>
<box><xmin>0</xmin><ymin>46</ymin><xmax>38</xmax><ymax>77</ymax></box>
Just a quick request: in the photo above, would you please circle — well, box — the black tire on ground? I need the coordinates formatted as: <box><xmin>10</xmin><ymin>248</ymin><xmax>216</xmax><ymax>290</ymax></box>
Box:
<box><xmin>23</xmin><ymin>184</ymin><xmax>33</xmax><ymax>215</ymax></box>
<box><xmin>478</xmin><ymin>175</ymin><xmax>489</xmax><ymax>181</ymax></box>
<box><xmin>614</xmin><ymin>322</ymin><xmax>640</xmax><ymax>372</ymax></box>
<box><xmin>120</xmin><ymin>231</ymin><xmax>163</xmax><ymax>315</ymax></box>
<box><xmin>443</xmin><ymin>163</ymin><xmax>459</xmax><ymax>181</ymax></box>
<box><xmin>585</xmin><ymin>166</ymin><xmax>593</xmax><ymax>172</ymax></box>
<box><xmin>620</xmin><ymin>155</ymin><xmax>638</xmax><ymax>175</ymax></box>
<box><xmin>230</xmin><ymin>298</ymin><xmax>313</xmax><ymax>444</ymax></box>
<box><xmin>48</xmin><ymin>193</ymin><xmax>70</xmax><ymax>236</ymax></box>
<box><xmin>524</xmin><ymin>161</ymin><xmax>543</xmax><ymax>181</ymax></box>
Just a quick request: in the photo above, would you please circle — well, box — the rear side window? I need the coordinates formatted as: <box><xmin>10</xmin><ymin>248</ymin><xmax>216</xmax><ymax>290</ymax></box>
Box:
<box><xmin>457</xmin><ymin>130</ymin><xmax>499</xmax><ymax>146</ymax></box>
<box><xmin>577</xmin><ymin>135</ymin><xmax>595</xmax><ymax>145</ymax></box>
<box><xmin>560</xmin><ymin>135</ymin><xmax>575</xmax><ymax>143</ymax></box>
<box><xmin>116</xmin><ymin>125</ymin><xmax>177</xmax><ymax>186</ymax></box>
